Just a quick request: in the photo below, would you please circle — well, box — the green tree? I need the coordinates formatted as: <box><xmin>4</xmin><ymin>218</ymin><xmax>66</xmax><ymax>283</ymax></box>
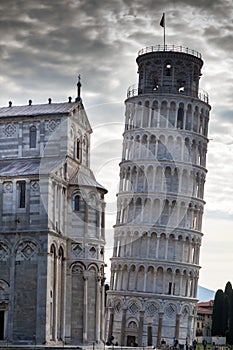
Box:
<box><xmin>224</xmin><ymin>282</ymin><xmax>232</xmax><ymax>343</ymax></box>
<box><xmin>212</xmin><ymin>282</ymin><xmax>233</xmax><ymax>344</ymax></box>
<box><xmin>225</xmin><ymin>281</ymin><xmax>232</xmax><ymax>297</ymax></box>
<box><xmin>223</xmin><ymin>292</ymin><xmax>229</xmax><ymax>336</ymax></box>
<box><xmin>212</xmin><ymin>289</ymin><xmax>225</xmax><ymax>336</ymax></box>
<box><xmin>227</xmin><ymin>289</ymin><xmax>233</xmax><ymax>344</ymax></box>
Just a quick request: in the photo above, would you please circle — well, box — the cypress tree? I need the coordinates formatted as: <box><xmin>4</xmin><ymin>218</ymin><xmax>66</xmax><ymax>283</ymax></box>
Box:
<box><xmin>227</xmin><ymin>290</ymin><xmax>233</xmax><ymax>344</ymax></box>
<box><xmin>212</xmin><ymin>289</ymin><xmax>224</xmax><ymax>336</ymax></box>
<box><xmin>224</xmin><ymin>282</ymin><xmax>232</xmax><ymax>342</ymax></box>
<box><xmin>223</xmin><ymin>293</ymin><xmax>229</xmax><ymax>336</ymax></box>
<box><xmin>225</xmin><ymin>281</ymin><xmax>232</xmax><ymax>297</ymax></box>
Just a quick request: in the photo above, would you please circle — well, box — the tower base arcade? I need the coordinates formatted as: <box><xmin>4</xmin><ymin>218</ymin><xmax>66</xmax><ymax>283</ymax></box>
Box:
<box><xmin>106</xmin><ymin>293</ymin><xmax>196</xmax><ymax>347</ymax></box>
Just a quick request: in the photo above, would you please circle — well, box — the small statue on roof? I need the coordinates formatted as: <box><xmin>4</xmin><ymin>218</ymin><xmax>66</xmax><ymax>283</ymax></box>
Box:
<box><xmin>76</xmin><ymin>74</ymin><xmax>82</xmax><ymax>101</ymax></box>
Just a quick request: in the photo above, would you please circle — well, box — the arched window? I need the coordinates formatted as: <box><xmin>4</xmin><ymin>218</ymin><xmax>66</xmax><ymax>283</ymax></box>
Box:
<box><xmin>128</xmin><ymin>321</ymin><xmax>137</xmax><ymax>328</ymax></box>
<box><xmin>30</xmin><ymin>126</ymin><xmax>37</xmax><ymax>148</ymax></box>
<box><xmin>177</xmin><ymin>107</ymin><xmax>184</xmax><ymax>129</ymax></box>
<box><xmin>73</xmin><ymin>194</ymin><xmax>80</xmax><ymax>211</ymax></box>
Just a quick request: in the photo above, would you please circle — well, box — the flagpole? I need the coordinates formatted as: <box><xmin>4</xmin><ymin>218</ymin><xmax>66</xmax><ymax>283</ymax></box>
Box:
<box><xmin>160</xmin><ymin>13</ymin><xmax>166</xmax><ymax>51</ymax></box>
<box><xmin>163</xmin><ymin>13</ymin><xmax>165</xmax><ymax>50</ymax></box>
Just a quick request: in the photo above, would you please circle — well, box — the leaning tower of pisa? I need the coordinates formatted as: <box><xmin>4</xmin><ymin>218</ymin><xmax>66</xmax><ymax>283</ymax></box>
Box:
<box><xmin>106</xmin><ymin>45</ymin><xmax>211</xmax><ymax>347</ymax></box>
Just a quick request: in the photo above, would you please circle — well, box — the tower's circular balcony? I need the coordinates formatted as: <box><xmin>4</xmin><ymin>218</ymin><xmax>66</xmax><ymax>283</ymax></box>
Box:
<box><xmin>127</xmin><ymin>84</ymin><xmax>209</xmax><ymax>104</ymax></box>
<box><xmin>138</xmin><ymin>45</ymin><xmax>202</xmax><ymax>59</ymax></box>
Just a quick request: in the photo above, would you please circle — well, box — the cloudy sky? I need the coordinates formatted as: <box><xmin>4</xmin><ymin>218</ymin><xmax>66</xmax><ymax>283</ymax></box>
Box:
<box><xmin>1</xmin><ymin>0</ymin><xmax>233</xmax><ymax>291</ymax></box>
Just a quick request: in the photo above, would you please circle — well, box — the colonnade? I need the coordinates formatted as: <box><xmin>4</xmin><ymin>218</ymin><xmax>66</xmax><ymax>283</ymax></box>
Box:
<box><xmin>119</xmin><ymin>164</ymin><xmax>206</xmax><ymax>199</ymax></box>
<box><xmin>117</xmin><ymin>196</ymin><xmax>203</xmax><ymax>231</ymax></box>
<box><xmin>122</xmin><ymin>132</ymin><xmax>207</xmax><ymax>168</ymax></box>
<box><xmin>110</xmin><ymin>263</ymin><xmax>199</xmax><ymax>299</ymax></box>
<box><xmin>125</xmin><ymin>100</ymin><xmax>209</xmax><ymax>137</ymax></box>
<box><xmin>113</xmin><ymin>231</ymin><xmax>201</xmax><ymax>263</ymax></box>
<box><xmin>107</xmin><ymin>295</ymin><xmax>195</xmax><ymax>346</ymax></box>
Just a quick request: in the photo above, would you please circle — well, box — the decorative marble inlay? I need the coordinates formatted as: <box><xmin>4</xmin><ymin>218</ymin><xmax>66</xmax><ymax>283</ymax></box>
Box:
<box><xmin>115</xmin><ymin>301</ymin><xmax>122</xmax><ymax>313</ymax></box>
<box><xmin>145</xmin><ymin>302</ymin><xmax>159</xmax><ymax>316</ymax></box>
<box><xmin>0</xmin><ymin>278</ymin><xmax>9</xmax><ymax>303</ymax></box>
<box><xmin>4</xmin><ymin>123</ymin><xmax>16</xmax><ymax>137</ymax></box>
<box><xmin>128</xmin><ymin>301</ymin><xmax>140</xmax><ymax>315</ymax></box>
<box><xmin>89</xmin><ymin>246</ymin><xmax>97</xmax><ymax>257</ymax></box>
<box><xmin>165</xmin><ymin>303</ymin><xmax>176</xmax><ymax>318</ymax></box>
<box><xmin>30</xmin><ymin>180</ymin><xmax>39</xmax><ymax>192</ymax></box>
<box><xmin>47</xmin><ymin>119</ymin><xmax>60</xmax><ymax>133</ymax></box>
<box><xmin>71</xmin><ymin>243</ymin><xmax>84</xmax><ymax>257</ymax></box>
<box><xmin>0</xmin><ymin>242</ymin><xmax>10</xmax><ymax>261</ymax></box>
<box><xmin>3</xmin><ymin>182</ymin><xmax>13</xmax><ymax>193</ymax></box>
<box><xmin>16</xmin><ymin>241</ymin><xmax>38</xmax><ymax>261</ymax></box>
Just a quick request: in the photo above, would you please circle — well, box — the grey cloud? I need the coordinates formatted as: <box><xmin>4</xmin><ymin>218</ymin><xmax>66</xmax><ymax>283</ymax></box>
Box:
<box><xmin>0</xmin><ymin>0</ymin><xmax>233</xmax><ymax>291</ymax></box>
<box><xmin>0</xmin><ymin>0</ymin><xmax>231</xmax><ymax>112</ymax></box>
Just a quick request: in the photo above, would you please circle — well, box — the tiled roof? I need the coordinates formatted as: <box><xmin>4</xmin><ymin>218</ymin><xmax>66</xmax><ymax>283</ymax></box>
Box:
<box><xmin>70</xmin><ymin>168</ymin><xmax>107</xmax><ymax>193</ymax></box>
<box><xmin>0</xmin><ymin>159</ymin><xmax>63</xmax><ymax>177</ymax></box>
<box><xmin>0</xmin><ymin>159</ymin><xmax>41</xmax><ymax>176</ymax></box>
<box><xmin>0</xmin><ymin>101</ymin><xmax>79</xmax><ymax>118</ymax></box>
<box><xmin>198</xmin><ymin>301</ymin><xmax>214</xmax><ymax>307</ymax></box>
<box><xmin>197</xmin><ymin>306</ymin><xmax>213</xmax><ymax>315</ymax></box>
<box><xmin>197</xmin><ymin>301</ymin><xmax>213</xmax><ymax>315</ymax></box>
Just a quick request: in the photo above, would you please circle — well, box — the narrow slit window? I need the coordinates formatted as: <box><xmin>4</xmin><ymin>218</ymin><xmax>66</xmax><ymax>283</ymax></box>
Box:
<box><xmin>30</xmin><ymin>126</ymin><xmax>37</xmax><ymax>148</ymax></box>
<box><xmin>76</xmin><ymin>139</ymin><xmax>81</xmax><ymax>160</ymax></box>
<box><xmin>18</xmin><ymin>181</ymin><xmax>26</xmax><ymax>208</ymax></box>
<box><xmin>168</xmin><ymin>282</ymin><xmax>172</xmax><ymax>295</ymax></box>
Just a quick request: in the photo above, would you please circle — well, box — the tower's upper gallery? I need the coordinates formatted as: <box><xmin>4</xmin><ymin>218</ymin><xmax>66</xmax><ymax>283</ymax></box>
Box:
<box><xmin>127</xmin><ymin>45</ymin><xmax>208</xmax><ymax>104</ymax></box>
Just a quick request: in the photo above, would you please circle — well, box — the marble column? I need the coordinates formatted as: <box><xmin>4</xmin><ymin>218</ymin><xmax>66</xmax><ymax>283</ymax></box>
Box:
<box><xmin>83</xmin><ymin>273</ymin><xmax>88</xmax><ymax>343</ymax></box>
<box><xmin>147</xmin><ymin>316</ymin><xmax>153</xmax><ymax>346</ymax></box>
<box><xmin>175</xmin><ymin>314</ymin><xmax>181</xmax><ymax>340</ymax></box>
<box><xmin>138</xmin><ymin>310</ymin><xmax>145</xmax><ymax>346</ymax></box>
<box><xmin>120</xmin><ymin>307</ymin><xmax>127</xmax><ymax>346</ymax></box>
<box><xmin>101</xmin><ymin>279</ymin><xmax>105</xmax><ymax>341</ymax></box>
<box><xmin>156</xmin><ymin>312</ymin><xmax>164</xmax><ymax>347</ymax></box>
<box><xmin>95</xmin><ymin>277</ymin><xmax>101</xmax><ymax>342</ymax></box>
<box><xmin>187</xmin><ymin>315</ymin><xmax>193</xmax><ymax>340</ymax></box>
<box><xmin>108</xmin><ymin>307</ymin><xmax>114</xmax><ymax>342</ymax></box>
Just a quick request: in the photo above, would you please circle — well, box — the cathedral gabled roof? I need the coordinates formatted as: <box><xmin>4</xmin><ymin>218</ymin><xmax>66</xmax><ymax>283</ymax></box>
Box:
<box><xmin>0</xmin><ymin>102</ymin><xmax>79</xmax><ymax>118</ymax></box>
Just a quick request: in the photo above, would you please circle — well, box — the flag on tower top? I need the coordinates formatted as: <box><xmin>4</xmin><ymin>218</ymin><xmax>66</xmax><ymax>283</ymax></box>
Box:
<box><xmin>160</xmin><ymin>13</ymin><xmax>165</xmax><ymax>27</ymax></box>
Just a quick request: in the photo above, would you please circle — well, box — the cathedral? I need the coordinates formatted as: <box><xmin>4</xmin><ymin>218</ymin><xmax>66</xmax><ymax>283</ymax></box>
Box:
<box><xmin>106</xmin><ymin>45</ymin><xmax>210</xmax><ymax>346</ymax></box>
<box><xmin>0</xmin><ymin>82</ymin><xmax>107</xmax><ymax>345</ymax></box>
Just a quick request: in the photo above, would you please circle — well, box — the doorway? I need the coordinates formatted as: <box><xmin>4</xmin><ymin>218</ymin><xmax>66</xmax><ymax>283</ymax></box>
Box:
<box><xmin>0</xmin><ymin>311</ymin><xmax>4</xmax><ymax>340</ymax></box>
<box><xmin>127</xmin><ymin>335</ymin><xmax>136</xmax><ymax>346</ymax></box>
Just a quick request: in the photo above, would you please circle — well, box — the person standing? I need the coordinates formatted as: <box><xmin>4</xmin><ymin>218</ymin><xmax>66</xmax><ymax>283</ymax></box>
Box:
<box><xmin>202</xmin><ymin>339</ymin><xmax>207</xmax><ymax>350</ymax></box>
<box><xmin>193</xmin><ymin>339</ymin><xmax>197</xmax><ymax>350</ymax></box>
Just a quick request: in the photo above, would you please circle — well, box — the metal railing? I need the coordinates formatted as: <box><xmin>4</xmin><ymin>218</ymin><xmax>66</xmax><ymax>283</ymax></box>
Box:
<box><xmin>127</xmin><ymin>84</ymin><xmax>209</xmax><ymax>104</ymax></box>
<box><xmin>138</xmin><ymin>45</ymin><xmax>202</xmax><ymax>59</ymax></box>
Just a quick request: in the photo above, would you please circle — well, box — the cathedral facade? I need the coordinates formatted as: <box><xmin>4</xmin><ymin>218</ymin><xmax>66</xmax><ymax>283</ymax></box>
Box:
<box><xmin>0</xmin><ymin>88</ymin><xmax>107</xmax><ymax>345</ymax></box>
<box><xmin>107</xmin><ymin>45</ymin><xmax>210</xmax><ymax>347</ymax></box>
